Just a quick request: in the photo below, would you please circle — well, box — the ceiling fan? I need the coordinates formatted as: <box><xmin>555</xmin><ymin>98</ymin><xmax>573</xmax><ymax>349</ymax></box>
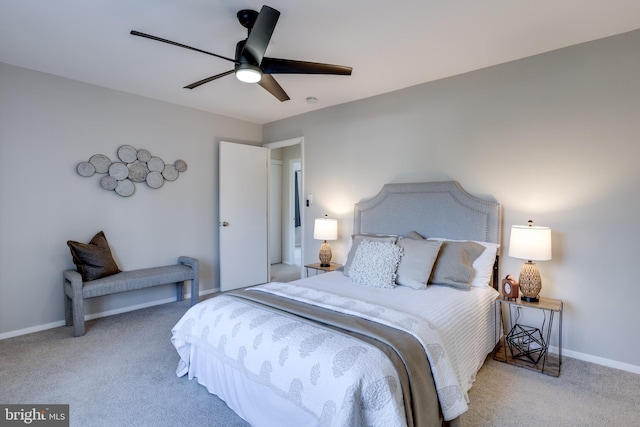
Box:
<box><xmin>130</xmin><ymin>5</ymin><xmax>352</xmax><ymax>102</ymax></box>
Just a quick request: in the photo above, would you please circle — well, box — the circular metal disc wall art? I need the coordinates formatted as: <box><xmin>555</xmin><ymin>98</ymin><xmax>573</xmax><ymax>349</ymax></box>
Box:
<box><xmin>147</xmin><ymin>157</ymin><xmax>165</xmax><ymax>172</ymax></box>
<box><xmin>76</xmin><ymin>146</ymin><xmax>187</xmax><ymax>197</ymax></box>
<box><xmin>146</xmin><ymin>171</ymin><xmax>164</xmax><ymax>189</ymax></box>
<box><xmin>77</xmin><ymin>162</ymin><xmax>95</xmax><ymax>177</ymax></box>
<box><xmin>174</xmin><ymin>159</ymin><xmax>188</xmax><ymax>172</ymax></box>
<box><xmin>100</xmin><ymin>175</ymin><xmax>118</xmax><ymax>190</ymax></box>
<box><xmin>108</xmin><ymin>162</ymin><xmax>129</xmax><ymax>180</ymax></box>
<box><xmin>137</xmin><ymin>148</ymin><xmax>152</xmax><ymax>163</ymax></box>
<box><xmin>162</xmin><ymin>164</ymin><xmax>179</xmax><ymax>181</ymax></box>
<box><xmin>115</xmin><ymin>179</ymin><xmax>135</xmax><ymax>197</ymax></box>
<box><xmin>128</xmin><ymin>161</ymin><xmax>149</xmax><ymax>182</ymax></box>
<box><xmin>117</xmin><ymin>145</ymin><xmax>138</xmax><ymax>163</ymax></box>
<box><xmin>89</xmin><ymin>154</ymin><xmax>111</xmax><ymax>173</ymax></box>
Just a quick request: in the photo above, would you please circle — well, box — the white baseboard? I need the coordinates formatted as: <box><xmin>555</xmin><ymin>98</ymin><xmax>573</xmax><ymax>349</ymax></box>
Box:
<box><xmin>0</xmin><ymin>320</ymin><xmax>68</xmax><ymax>340</ymax></box>
<box><xmin>547</xmin><ymin>345</ymin><xmax>640</xmax><ymax>375</ymax></box>
<box><xmin>0</xmin><ymin>289</ymin><xmax>220</xmax><ymax>341</ymax></box>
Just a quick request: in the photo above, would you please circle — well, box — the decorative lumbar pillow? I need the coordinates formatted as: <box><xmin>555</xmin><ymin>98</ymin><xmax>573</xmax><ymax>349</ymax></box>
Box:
<box><xmin>349</xmin><ymin>240</ymin><xmax>403</xmax><ymax>289</ymax></box>
<box><xmin>67</xmin><ymin>231</ymin><xmax>121</xmax><ymax>281</ymax></box>
<box><xmin>429</xmin><ymin>241</ymin><xmax>485</xmax><ymax>290</ymax></box>
<box><xmin>395</xmin><ymin>238</ymin><xmax>442</xmax><ymax>290</ymax></box>
<box><xmin>343</xmin><ymin>234</ymin><xmax>398</xmax><ymax>276</ymax></box>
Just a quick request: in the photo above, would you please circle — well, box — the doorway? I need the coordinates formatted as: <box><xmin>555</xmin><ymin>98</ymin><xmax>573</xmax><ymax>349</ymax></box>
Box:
<box><xmin>264</xmin><ymin>137</ymin><xmax>304</xmax><ymax>282</ymax></box>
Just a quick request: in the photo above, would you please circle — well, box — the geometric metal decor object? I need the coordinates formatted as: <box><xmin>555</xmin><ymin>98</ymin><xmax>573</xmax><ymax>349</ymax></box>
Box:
<box><xmin>76</xmin><ymin>145</ymin><xmax>187</xmax><ymax>197</ymax></box>
<box><xmin>506</xmin><ymin>324</ymin><xmax>546</xmax><ymax>365</ymax></box>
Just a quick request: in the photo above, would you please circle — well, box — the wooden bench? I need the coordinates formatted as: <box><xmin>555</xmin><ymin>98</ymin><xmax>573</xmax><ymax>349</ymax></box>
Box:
<box><xmin>63</xmin><ymin>256</ymin><xmax>199</xmax><ymax>337</ymax></box>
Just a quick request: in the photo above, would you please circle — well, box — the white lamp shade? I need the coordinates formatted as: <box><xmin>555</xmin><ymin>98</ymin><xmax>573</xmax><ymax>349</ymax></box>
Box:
<box><xmin>508</xmin><ymin>225</ymin><xmax>552</xmax><ymax>261</ymax></box>
<box><xmin>314</xmin><ymin>217</ymin><xmax>338</xmax><ymax>241</ymax></box>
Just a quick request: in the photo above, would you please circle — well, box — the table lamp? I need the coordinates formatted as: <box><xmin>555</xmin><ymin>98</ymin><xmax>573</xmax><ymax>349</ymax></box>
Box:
<box><xmin>313</xmin><ymin>215</ymin><xmax>338</xmax><ymax>267</ymax></box>
<box><xmin>508</xmin><ymin>220</ymin><xmax>552</xmax><ymax>302</ymax></box>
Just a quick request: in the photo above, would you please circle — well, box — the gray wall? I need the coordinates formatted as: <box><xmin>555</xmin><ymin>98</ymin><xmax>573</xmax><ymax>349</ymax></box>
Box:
<box><xmin>264</xmin><ymin>30</ymin><xmax>640</xmax><ymax>370</ymax></box>
<box><xmin>0</xmin><ymin>62</ymin><xmax>261</xmax><ymax>337</ymax></box>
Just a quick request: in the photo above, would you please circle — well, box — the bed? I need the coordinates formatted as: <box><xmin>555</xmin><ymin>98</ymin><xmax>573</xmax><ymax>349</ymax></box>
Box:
<box><xmin>171</xmin><ymin>181</ymin><xmax>502</xmax><ymax>427</ymax></box>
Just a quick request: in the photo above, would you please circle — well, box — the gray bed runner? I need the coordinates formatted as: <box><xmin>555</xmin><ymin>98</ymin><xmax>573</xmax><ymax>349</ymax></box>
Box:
<box><xmin>228</xmin><ymin>288</ymin><xmax>444</xmax><ymax>427</ymax></box>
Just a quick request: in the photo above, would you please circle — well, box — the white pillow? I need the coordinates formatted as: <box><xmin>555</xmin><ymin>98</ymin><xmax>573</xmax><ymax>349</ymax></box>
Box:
<box><xmin>395</xmin><ymin>238</ymin><xmax>442</xmax><ymax>290</ymax></box>
<box><xmin>349</xmin><ymin>240</ymin><xmax>403</xmax><ymax>289</ymax></box>
<box><xmin>427</xmin><ymin>238</ymin><xmax>499</xmax><ymax>287</ymax></box>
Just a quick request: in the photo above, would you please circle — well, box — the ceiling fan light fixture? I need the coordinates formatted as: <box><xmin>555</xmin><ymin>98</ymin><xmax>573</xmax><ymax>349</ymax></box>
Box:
<box><xmin>236</xmin><ymin>64</ymin><xmax>262</xmax><ymax>83</ymax></box>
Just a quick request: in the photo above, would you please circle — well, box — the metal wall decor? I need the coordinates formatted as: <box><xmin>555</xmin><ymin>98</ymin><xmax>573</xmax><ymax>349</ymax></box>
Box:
<box><xmin>76</xmin><ymin>145</ymin><xmax>188</xmax><ymax>197</ymax></box>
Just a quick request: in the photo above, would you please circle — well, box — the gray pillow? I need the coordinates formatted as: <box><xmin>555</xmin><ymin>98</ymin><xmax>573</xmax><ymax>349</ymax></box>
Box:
<box><xmin>429</xmin><ymin>241</ymin><xmax>485</xmax><ymax>290</ymax></box>
<box><xmin>343</xmin><ymin>234</ymin><xmax>398</xmax><ymax>276</ymax></box>
<box><xmin>395</xmin><ymin>238</ymin><xmax>442</xmax><ymax>290</ymax></box>
<box><xmin>406</xmin><ymin>230</ymin><xmax>426</xmax><ymax>240</ymax></box>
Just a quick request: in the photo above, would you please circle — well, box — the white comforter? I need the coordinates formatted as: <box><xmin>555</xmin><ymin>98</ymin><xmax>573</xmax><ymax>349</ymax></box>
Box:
<box><xmin>171</xmin><ymin>272</ymin><xmax>498</xmax><ymax>425</ymax></box>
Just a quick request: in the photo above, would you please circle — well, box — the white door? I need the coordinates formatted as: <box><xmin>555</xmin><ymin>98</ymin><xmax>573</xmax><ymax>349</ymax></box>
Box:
<box><xmin>219</xmin><ymin>141</ymin><xmax>269</xmax><ymax>291</ymax></box>
<box><xmin>269</xmin><ymin>160</ymin><xmax>283</xmax><ymax>264</ymax></box>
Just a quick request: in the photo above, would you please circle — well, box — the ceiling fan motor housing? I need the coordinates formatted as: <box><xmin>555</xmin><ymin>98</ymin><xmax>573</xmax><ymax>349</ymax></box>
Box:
<box><xmin>235</xmin><ymin>39</ymin><xmax>258</xmax><ymax>67</ymax></box>
<box><xmin>237</xmin><ymin>9</ymin><xmax>259</xmax><ymax>30</ymax></box>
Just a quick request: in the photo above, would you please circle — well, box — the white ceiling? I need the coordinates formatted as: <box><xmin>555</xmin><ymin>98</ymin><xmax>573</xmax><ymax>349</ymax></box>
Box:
<box><xmin>2</xmin><ymin>1</ymin><xmax>640</xmax><ymax>124</ymax></box>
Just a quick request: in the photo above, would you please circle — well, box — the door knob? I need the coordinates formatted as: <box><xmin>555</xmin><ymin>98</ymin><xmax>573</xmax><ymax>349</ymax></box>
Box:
<box><xmin>221</xmin><ymin>221</ymin><xmax>230</xmax><ymax>227</ymax></box>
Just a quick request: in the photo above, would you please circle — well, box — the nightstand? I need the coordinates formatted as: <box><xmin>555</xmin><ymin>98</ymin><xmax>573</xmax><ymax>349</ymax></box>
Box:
<box><xmin>304</xmin><ymin>262</ymin><xmax>342</xmax><ymax>277</ymax></box>
<box><xmin>493</xmin><ymin>296</ymin><xmax>563</xmax><ymax>376</ymax></box>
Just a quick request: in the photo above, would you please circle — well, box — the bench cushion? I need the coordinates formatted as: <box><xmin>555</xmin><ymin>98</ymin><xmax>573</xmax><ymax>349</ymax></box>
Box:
<box><xmin>82</xmin><ymin>265</ymin><xmax>195</xmax><ymax>298</ymax></box>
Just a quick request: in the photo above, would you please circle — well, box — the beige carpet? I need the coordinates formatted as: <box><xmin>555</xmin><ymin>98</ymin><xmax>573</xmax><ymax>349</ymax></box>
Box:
<box><xmin>461</xmin><ymin>354</ymin><xmax>640</xmax><ymax>426</ymax></box>
<box><xmin>270</xmin><ymin>262</ymin><xmax>301</xmax><ymax>282</ymax></box>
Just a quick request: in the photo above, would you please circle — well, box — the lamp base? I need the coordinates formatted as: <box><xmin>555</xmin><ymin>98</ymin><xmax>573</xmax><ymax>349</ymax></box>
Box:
<box><xmin>519</xmin><ymin>261</ymin><xmax>542</xmax><ymax>303</ymax></box>
<box><xmin>319</xmin><ymin>241</ymin><xmax>332</xmax><ymax>268</ymax></box>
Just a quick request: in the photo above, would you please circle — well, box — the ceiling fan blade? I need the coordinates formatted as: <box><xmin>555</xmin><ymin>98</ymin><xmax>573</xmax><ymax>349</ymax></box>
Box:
<box><xmin>243</xmin><ymin>6</ymin><xmax>280</xmax><ymax>65</ymax></box>
<box><xmin>261</xmin><ymin>57</ymin><xmax>352</xmax><ymax>75</ymax></box>
<box><xmin>258</xmin><ymin>75</ymin><xmax>290</xmax><ymax>102</ymax></box>
<box><xmin>184</xmin><ymin>70</ymin><xmax>234</xmax><ymax>89</ymax></box>
<box><xmin>130</xmin><ymin>30</ymin><xmax>236</xmax><ymax>63</ymax></box>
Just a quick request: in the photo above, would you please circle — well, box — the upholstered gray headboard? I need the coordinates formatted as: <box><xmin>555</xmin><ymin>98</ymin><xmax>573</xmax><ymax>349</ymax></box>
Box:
<box><xmin>354</xmin><ymin>181</ymin><xmax>501</xmax><ymax>243</ymax></box>
<box><xmin>354</xmin><ymin>181</ymin><xmax>502</xmax><ymax>287</ymax></box>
